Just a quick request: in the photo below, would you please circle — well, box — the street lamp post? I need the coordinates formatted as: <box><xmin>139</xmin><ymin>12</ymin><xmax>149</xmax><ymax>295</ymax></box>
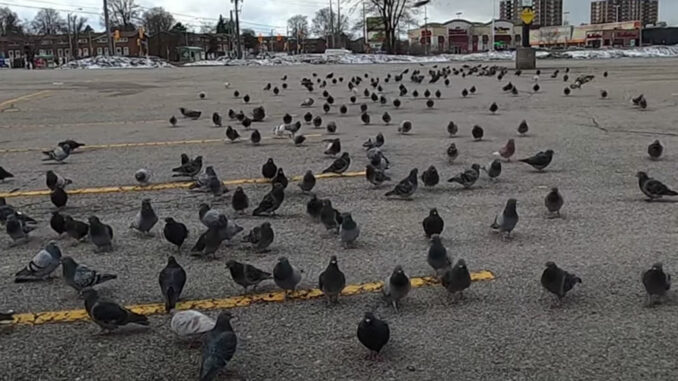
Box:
<box><xmin>413</xmin><ymin>0</ymin><xmax>431</xmax><ymax>55</ymax></box>
<box><xmin>491</xmin><ymin>0</ymin><xmax>495</xmax><ymax>52</ymax></box>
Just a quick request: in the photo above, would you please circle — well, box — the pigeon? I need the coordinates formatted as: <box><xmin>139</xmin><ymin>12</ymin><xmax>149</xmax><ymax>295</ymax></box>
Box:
<box><xmin>648</xmin><ymin>140</ymin><xmax>663</xmax><ymax>160</ymax></box>
<box><xmin>541</xmin><ymin>262</ymin><xmax>581</xmax><ymax>304</ymax></box>
<box><xmin>603</xmin><ymin>71</ymin><xmax>608</xmax><ymax>78</ymax></box>
<box><xmin>231</xmin><ymin>187</ymin><xmax>249</xmax><ymax>214</ymax></box>
<box><xmin>382</xmin><ymin>112</ymin><xmax>391</xmax><ymax>125</ymax></box>
<box><xmin>172</xmin><ymin>156</ymin><xmax>203</xmax><ymax>178</ymax></box>
<box><xmin>130</xmin><ymin>198</ymin><xmax>158</xmax><ymax>235</ymax></box>
<box><xmin>435</xmin><ymin>89</ymin><xmax>442</xmax><ymax>98</ymax></box>
<box><xmin>489</xmin><ymin>102</ymin><xmax>498</xmax><ymax>113</ymax></box>
<box><xmin>422</xmin><ymin>209</ymin><xmax>444</xmax><ymax>238</ymax></box>
<box><xmin>306</xmin><ymin>194</ymin><xmax>323</xmax><ymax>221</ymax></box>
<box><xmin>250</xmin><ymin>129</ymin><xmax>261</xmax><ymax>145</ymax></box>
<box><xmin>251</xmin><ymin>106</ymin><xmax>266</xmax><ymax>122</ymax></box>
<box><xmin>50</xmin><ymin>187</ymin><xmax>68</xmax><ymax>209</ymax></box>
<box><xmin>45</xmin><ymin>170</ymin><xmax>71</xmax><ymax>190</ymax></box>
<box><xmin>426</xmin><ymin>98</ymin><xmax>435</xmax><ymax>108</ymax></box>
<box><xmin>233</xmin><ymin>90</ymin><xmax>240</xmax><ymax>98</ymax></box>
<box><xmin>600</xmin><ymin>89</ymin><xmax>608</xmax><ymax>98</ymax></box>
<box><xmin>427</xmin><ymin>234</ymin><xmax>451</xmax><ymax>275</ymax></box>
<box><xmin>365</xmin><ymin>164</ymin><xmax>391</xmax><ymax>188</ymax></box>
<box><xmin>42</xmin><ymin>144</ymin><xmax>71</xmax><ymax>163</ymax></box>
<box><xmin>58</xmin><ymin>139</ymin><xmax>84</xmax><ymax>152</ymax></box>
<box><xmin>324</xmin><ymin>138</ymin><xmax>341</xmax><ymax>156</ymax></box>
<box><xmin>511</xmin><ymin>86</ymin><xmax>519</xmax><ymax>95</ymax></box>
<box><xmin>6</xmin><ymin>213</ymin><xmax>35</xmax><ymax>245</ymax></box>
<box><xmin>421</xmin><ymin>165</ymin><xmax>439</xmax><ymax>187</ymax></box>
<box><xmin>200</xmin><ymin>312</ymin><xmax>238</xmax><ymax>381</ymax></box>
<box><xmin>340</xmin><ymin>213</ymin><xmax>360</xmax><ymax>248</ymax></box>
<box><xmin>412</xmin><ymin>90</ymin><xmax>419</xmax><ymax>98</ymax></box>
<box><xmin>632</xmin><ymin>94</ymin><xmax>644</xmax><ymax>106</ymax></box>
<box><xmin>338</xmin><ymin>105</ymin><xmax>348</xmax><ymax>115</ymax></box>
<box><xmin>533</xmin><ymin>83</ymin><xmax>540</xmax><ymax>92</ymax></box>
<box><xmin>563</xmin><ymin>87</ymin><xmax>571</xmax><ymax>96</ymax></box>
<box><xmin>272</xmin><ymin>168</ymin><xmax>288</xmax><ymax>189</ymax></box>
<box><xmin>393</xmin><ymin>98</ymin><xmax>401</xmax><ymax>108</ymax></box>
<box><xmin>273</xmin><ymin>256</ymin><xmax>302</xmax><ymax>296</ymax></box>
<box><xmin>461</xmin><ymin>88</ymin><xmax>469</xmax><ymax>97</ymax></box>
<box><xmin>50</xmin><ymin>211</ymin><xmax>66</xmax><ymax>237</ymax></box>
<box><xmin>642</xmin><ymin>263</ymin><xmax>671</xmax><ymax>307</ymax></box>
<box><xmin>360</xmin><ymin>104</ymin><xmax>368</xmax><ymax>113</ymax></box>
<box><xmin>293</xmin><ymin>135</ymin><xmax>306</xmax><ymax>146</ymax></box>
<box><xmin>252</xmin><ymin>183</ymin><xmax>285</xmax><ymax>216</ymax></box>
<box><xmin>226</xmin><ymin>260</ymin><xmax>272</xmax><ymax>291</ymax></box>
<box><xmin>545</xmin><ymin>187</ymin><xmax>564</xmax><ymax>218</ymax></box>
<box><xmin>469</xmin><ymin>85</ymin><xmax>476</xmax><ymax>94</ymax></box>
<box><xmin>637</xmin><ymin>171</ymin><xmax>678</xmax><ymax>201</ymax></box>
<box><xmin>170</xmin><ymin>310</ymin><xmax>215</xmax><ymax>339</ymax></box>
<box><xmin>357</xmin><ymin>312</ymin><xmax>390</xmax><ymax>361</ymax></box>
<box><xmin>61</xmin><ymin>256</ymin><xmax>116</xmax><ymax>292</ymax></box>
<box><xmin>242</xmin><ymin>94</ymin><xmax>250</xmax><ymax>104</ymax></box>
<box><xmin>134</xmin><ymin>168</ymin><xmax>151</xmax><ymax>185</ymax></box>
<box><xmin>502</xmin><ymin>82</ymin><xmax>514</xmax><ymax>92</ymax></box>
<box><xmin>323</xmin><ymin>103</ymin><xmax>331</xmax><ymax>114</ymax></box>
<box><xmin>326</xmin><ymin>121</ymin><xmax>337</xmax><ymax>134</ymax></box>
<box><xmin>262</xmin><ymin>158</ymin><xmax>278</xmax><ymax>179</ymax></box>
<box><xmin>472</xmin><ymin>125</ymin><xmax>484</xmax><ymax>141</ymax></box>
<box><xmin>494</xmin><ymin>139</ymin><xmax>515</xmax><ymax>161</ymax></box>
<box><xmin>447</xmin><ymin>121</ymin><xmax>458</xmax><ymax>137</ymax></box>
<box><xmin>320</xmin><ymin>199</ymin><xmax>342</xmax><ymax>233</ymax></box>
<box><xmin>448</xmin><ymin>164</ymin><xmax>480</xmax><ymax>188</ymax></box>
<box><xmin>519</xmin><ymin>149</ymin><xmax>554</xmax><ymax>171</ymax></box>
<box><xmin>447</xmin><ymin>143</ymin><xmax>458</xmax><ymax>163</ymax></box>
<box><xmin>225</xmin><ymin>126</ymin><xmax>240</xmax><ymax>142</ymax></box>
<box><xmin>88</xmin><ymin>216</ymin><xmax>114</xmax><ymax>252</ymax></box>
<box><xmin>273</xmin><ymin>87</ymin><xmax>280</xmax><ymax>95</ymax></box>
<box><xmin>301</xmin><ymin>98</ymin><xmax>314</xmax><ymax>107</ymax></box>
<box><xmin>383</xmin><ymin>265</ymin><xmax>410</xmax><ymax>313</ymax></box>
<box><xmin>361</xmin><ymin>112</ymin><xmax>371</xmax><ymax>125</ymax></box>
<box><xmin>212</xmin><ymin>112</ymin><xmax>222</xmax><ymax>127</ymax></box>
<box><xmin>199</xmin><ymin>91</ymin><xmax>206</xmax><ymax>99</ymax></box>
<box><xmin>164</xmin><ymin>218</ymin><xmax>188</xmax><ymax>251</ymax></box>
<box><xmin>83</xmin><ymin>288</ymin><xmax>150</xmax><ymax>334</ymax></box>
<box><xmin>441</xmin><ymin>259</ymin><xmax>472</xmax><ymax>301</ymax></box>
<box><xmin>322</xmin><ymin>152</ymin><xmax>350</xmax><ymax>174</ymax></box>
<box><xmin>63</xmin><ymin>215</ymin><xmax>88</xmax><ymax>242</ymax></box>
<box><xmin>180</xmin><ymin>108</ymin><xmax>201</xmax><ymax>120</ymax></box>
<box><xmin>159</xmin><ymin>256</ymin><xmax>187</xmax><ymax>312</ymax></box>
<box><xmin>371</xmin><ymin>93</ymin><xmax>379</xmax><ymax>102</ymax></box>
<box><xmin>313</xmin><ymin>115</ymin><xmax>323</xmax><ymax>129</ymax></box>
<box><xmin>298</xmin><ymin>170</ymin><xmax>316</xmax><ymax>193</ymax></box>
<box><xmin>491</xmin><ymin>198</ymin><xmax>519</xmax><ymax>240</ymax></box>
<box><xmin>15</xmin><ymin>241</ymin><xmax>62</xmax><ymax>282</ymax></box>
<box><xmin>318</xmin><ymin>255</ymin><xmax>346</xmax><ymax>304</ymax></box>
<box><xmin>385</xmin><ymin>169</ymin><xmax>418</xmax><ymax>199</ymax></box>
<box><xmin>241</xmin><ymin>222</ymin><xmax>275</xmax><ymax>252</ymax></box>
<box><xmin>517</xmin><ymin>120</ymin><xmax>529</xmax><ymax>136</ymax></box>
<box><xmin>228</xmin><ymin>109</ymin><xmax>237</xmax><ymax>120</ymax></box>
<box><xmin>398</xmin><ymin>120</ymin><xmax>413</xmax><ymax>134</ymax></box>
<box><xmin>483</xmin><ymin>159</ymin><xmax>502</xmax><ymax>181</ymax></box>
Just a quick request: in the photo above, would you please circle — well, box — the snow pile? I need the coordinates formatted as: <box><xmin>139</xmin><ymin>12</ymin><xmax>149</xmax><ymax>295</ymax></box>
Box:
<box><xmin>182</xmin><ymin>45</ymin><xmax>678</xmax><ymax>67</ymax></box>
<box><xmin>61</xmin><ymin>56</ymin><xmax>174</xmax><ymax>69</ymax></box>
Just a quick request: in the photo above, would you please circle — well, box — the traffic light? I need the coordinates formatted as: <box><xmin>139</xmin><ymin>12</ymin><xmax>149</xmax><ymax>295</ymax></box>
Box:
<box><xmin>113</xmin><ymin>30</ymin><xmax>120</xmax><ymax>40</ymax></box>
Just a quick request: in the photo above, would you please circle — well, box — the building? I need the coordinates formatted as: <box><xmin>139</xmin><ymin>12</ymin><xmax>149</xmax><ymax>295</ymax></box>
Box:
<box><xmin>590</xmin><ymin>0</ymin><xmax>658</xmax><ymax>26</ymax></box>
<box><xmin>408</xmin><ymin>19</ymin><xmax>522</xmax><ymax>54</ymax></box>
<box><xmin>499</xmin><ymin>0</ymin><xmax>523</xmax><ymax>24</ymax></box>
<box><xmin>534</xmin><ymin>0</ymin><xmax>563</xmax><ymax>26</ymax></box>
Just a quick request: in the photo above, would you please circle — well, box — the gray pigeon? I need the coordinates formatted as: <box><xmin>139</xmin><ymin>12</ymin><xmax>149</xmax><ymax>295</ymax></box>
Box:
<box><xmin>6</xmin><ymin>213</ymin><xmax>35</xmax><ymax>246</ymax></box>
<box><xmin>448</xmin><ymin>164</ymin><xmax>481</xmax><ymax>188</ymax></box>
<box><xmin>241</xmin><ymin>222</ymin><xmax>274</xmax><ymax>252</ymax></box>
<box><xmin>642</xmin><ymin>262</ymin><xmax>671</xmax><ymax>307</ymax></box>
<box><xmin>648</xmin><ymin>140</ymin><xmax>663</xmax><ymax>161</ymax></box>
<box><xmin>320</xmin><ymin>199</ymin><xmax>341</xmax><ymax>233</ymax></box>
<box><xmin>383</xmin><ymin>265</ymin><xmax>411</xmax><ymax>313</ymax></box>
<box><xmin>82</xmin><ymin>288</ymin><xmax>149</xmax><ymax>333</ymax></box>
<box><xmin>252</xmin><ymin>183</ymin><xmax>285</xmax><ymax>216</ymax></box>
<box><xmin>491</xmin><ymin>198</ymin><xmax>519</xmax><ymax>240</ymax></box>
<box><xmin>541</xmin><ymin>262</ymin><xmax>581</xmax><ymax>305</ymax></box>
<box><xmin>42</xmin><ymin>144</ymin><xmax>71</xmax><ymax>163</ymax></box>
<box><xmin>225</xmin><ymin>260</ymin><xmax>272</xmax><ymax>292</ymax></box>
<box><xmin>636</xmin><ymin>171</ymin><xmax>678</xmax><ymax>201</ymax></box>
<box><xmin>61</xmin><ymin>256</ymin><xmax>117</xmax><ymax>292</ymax></box>
<box><xmin>199</xmin><ymin>204</ymin><xmax>220</xmax><ymax>227</ymax></box>
<box><xmin>200</xmin><ymin>312</ymin><xmax>237</xmax><ymax>381</ymax></box>
<box><xmin>298</xmin><ymin>170</ymin><xmax>316</xmax><ymax>193</ymax></box>
<box><xmin>134</xmin><ymin>168</ymin><xmax>151</xmax><ymax>185</ymax></box>
<box><xmin>384</xmin><ymin>168</ymin><xmax>418</xmax><ymax>199</ymax></box>
<box><xmin>545</xmin><ymin>187</ymin><xmax>564</xmax><ymax>218</ymax></box>
<box><xmin>159</xmin><ymin>256</ymin><xmax>187</xmax><ymax>312</ymax></box>
<box><xmin>191</xmin><ymin>218</ymin><xmax>230</xmax><ymax>258</ymax></box>
<box><xmin>365</xmin><ymin>164</ymin><xmax>391</xmax><ymax>188</ymax></box>
<box><xmin>318</xmin><ymin>255</ymin><xmax>346</xmax><ymax>304</ymax></box>
<box><xmin>130</xmin><ymin>198</ymin><xmax>158</xmax><ymax>235</ymax></box>
<box><xmin>427</xmin><ymin>234</ymin><xmax>451</xmax><ymax>275</ymax></box>
<box><xmin>46</xmin><ymin>170</ymin><xmax>72</xmax><ymax>190</ymax></box>
<box><xmin>483</xmin><ymin>159</ymin><xmax>502</xmax><ymax>181</ymax></box>
<box><xmin>441</xmin><ymin>259</ymin><xmax>472</xmax><ymax>302</ymax></box>
<box><xmin>15</xmin><ymin>241</ymin><xmax>62</xmax><ymax>282</ymax></box>
<box><xmin>339</xmin><ymin>213</ymin><xmax>360</xmax><ymax>248</ymax></box>
<box><xmin>273</xmin><ymin>257</ymin><xmax>302</xmax><ymax>297</ymax></box>
<box><xmin>88</xmin><ymin>216</ymin><xmax>114</xmax><ymax>252</ymax></box>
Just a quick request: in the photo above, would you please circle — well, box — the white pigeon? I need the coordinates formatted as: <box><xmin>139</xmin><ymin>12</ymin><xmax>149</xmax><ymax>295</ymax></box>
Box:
<box><xmin>223</xmin><ymin>82</ymin><xmax>231</xmax><ymax>88</ymax></box>
<box><xmin>272</xmin><ymin>124</ymin><xmax>292</xmax><ymax>139</ymax></box>
<box><xmin>170</xmin><ymin>310</ymin><xmax>216</xmax><ymax>339</ymax></box>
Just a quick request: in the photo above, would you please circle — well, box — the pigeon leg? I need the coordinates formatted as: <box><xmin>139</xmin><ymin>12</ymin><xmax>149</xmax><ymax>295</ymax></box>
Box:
<box><xmin>392</xmin><ymin>301</ymin><xmax>399</xmax><ymax>314</ymax></box>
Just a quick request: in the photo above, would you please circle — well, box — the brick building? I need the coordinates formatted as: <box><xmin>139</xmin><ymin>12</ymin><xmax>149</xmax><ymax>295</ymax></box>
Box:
<box><xmin>534</xmin><ymin>0</ymin><xmax>563</xmax><ymax>26</ymax></box>
<box><xmin>499</xmin><ymin>0</ymin><xmax>524</xmax><ymax>24</ymax></box>
<box><xmin>590</xmin><ymin>0</ymin><xmax>658</xmax><ymax>26</ymax></box>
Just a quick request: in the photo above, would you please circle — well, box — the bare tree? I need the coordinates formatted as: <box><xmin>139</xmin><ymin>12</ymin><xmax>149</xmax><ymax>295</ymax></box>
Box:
<box><xmin>31</xmin><ymin>8</ymin><xmax>65</xmax><ymax>35</ymax></box>
<box><xmin>0</xmin><ymin>7</ymin><xmax>23</xmax><ymax>35</ymax></box>
<box><xmin>287</xmin><ymin>15</ymin><xmax>309</xmax><ymax>39</ymax></box>
<box><xmin>141</xmin><ymin>7</ymin><xmax>175</xmax><ymax>35</ymax></box>
<box><xmin>311</xmin><ymin>7</ymin><xmax>349</xmax><ymax>38</ymax></box>
<box><xmin>105</xmin><ymin>0</ymin><xmax>140</xmax><ymax>31</ymax></box>
<box><xmin>66</xmin><ymin>14</ymin><xmax>88</xmax><ymax>59</ymax></box>
<box><xmin>350</xmin><ymin>0</ymin><xmax>419</xmax><ymax>54</ymax></box>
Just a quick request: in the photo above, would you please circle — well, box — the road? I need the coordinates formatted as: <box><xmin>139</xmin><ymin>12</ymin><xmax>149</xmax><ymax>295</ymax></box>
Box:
<box><xmin>1</xmin><ymin>58</ymin><xmax>678</xmax><ymax>380</ymax></box>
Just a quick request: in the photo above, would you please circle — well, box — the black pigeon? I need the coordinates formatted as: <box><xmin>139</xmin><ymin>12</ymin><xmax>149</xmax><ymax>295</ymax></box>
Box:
<box><xmin>320</xmin><ymin>199</ymin><xmax>342</xmax><ymax>232</ymax></box>
<box><xmin>304</xmin><ymin>112</ymin><xmax>313</xmax><ymax>124</ymax></box>
<box><xmin>251</xmin><ymin>106</ymin><xmax>266</xmax><ymax>122</ymax></box>
<box><xmin>159</xmin><ymin>256</ymin><xmax>187</xmax><ymax>312</ymax></box>
<box><xmin>533</xmin><ymin>83</ymin><xmax>540</xmax><ymax>92</ymax></box>
<box><xmin>447</xmin><ymin>121</ymin><xmax>458</xmax><ymax>136</ymax></box>
<box><xmin>169</xmin><ymin>115</ymin><xmax>177</xmax><ymax>126</ymax></box>
<box><xmin>226</xmin><ymin>260</ymin><xmax>272</xmax><ymax>291</ymax></box>
<box><xmin>518</xmin><ymin>120</ymin><xmax>529</xmax><ymax>135</ymax></box>
<box><xmin>313</xmin><ymin>116</ymin><xmax>323</xmax><ymax>129</ymax></box>
<box><xmin>179</xmin><ymin>107</ymin><xmax>201</xmax><ymax>120</ymax></box>
<box><xmin>318</xmin><ymin>255</ymin><xmax>346</xmax><ymax>304</ymax></box>
<box><xmin>382</xmin><ymin>112</ymin><xmax>391</xmax><ymax>125</ymax></box>
<box><xmin>50</xmin><ymin>187</ymin><xmax>68</xmax><ymax>209</ymax></box>
<box><xmin>385</xmin><ymin>168</ymin><xmax>418</xmax><ymax>199</ymax></box>
<box><xmin>424</xmin><ymin>89</ymin><xmax>431</xmax><ymax>98</ymax></box>
<box><xmin>365</xmin><ymin>164</ymin><xmax>391</xmax><ymax>187</ymax></box>
<box><xmin>472</xmin><ymin>125</ymin><xmax>484</xmax><ymax>141</ymax></box>
<box><xmin>563</xmin><ymin>87</ymin><xmax>571</xmax><ymax>96</ymax></box>
<box><xmin>64</xmin><ymin>215</ymin><xmax>88</xmax><ymax>241</ymax></box>
<box><xmin>326</xmin><ymin>121</ymin><xmax>337</xmax><ymax>134</ymax></box>
<box><xmin>263</xmin><ymin>83</ymin><xmax>271</xmax><ymax>91</ymax></box>
<box><xmin>545</xmin><ymin>187</ymin><xmax>564</xmax><ymax>218</ymax></box>
<box><xmin>252</xmin><ymin>183</ymin><xmax>285</xmax><ymax>216</ymax></box>
<box><xmin>361</xmin><ymin>112</ymin><xmax>371</xmax><ymax>125</ymax></box>
<box><xmin>298</xmin><ymin>170</ymin><xmax>316</xmax><ymax>193</ymax></box>
<box><xmin>243</xmin><ymin>94</ymin><xmax>250</xmax><ymax>103</ymax></box>
<box><xmin>324</xmin><ymin>138</ymin><xmax>341</xmax><ymax>156</ymax></box>
<box><xmin>262</xmin><ymin>159</ymin><xmax>277</xmax><ymax>179</ymax></box>
<box><xmin>426</xmin><ymin>99</ymin><xmax>434</xmax><ymax>108</ymax></box>
<box><xmin>250</xmin><ymin>129</ymin><xmax>261</xmax><ymax>145</ymax></box>
<box><xmin>435</xmin><ymin>89</ymin><xmax>442</xmax><ymax>98</ymax></box>
<box><xmin>519</xmin><ymin>149</ymin><xmax>554</xmax><ymax>171</ymax></box>
<box><xmin>461</xmin><ymin>88</ymin><xmax>468</xmax><ymax>97</ymax></box>
<box><xmin>422</xmin><ymin>208</ymin><xmax>444</xmax><ymax>238</ymax></box>
<box><xmin>0</xmin><ymin>167</ymin><xmax>14</xmax><ymax>181</ymax></box>
<box><xmin>379</xmin><ymin>95</ymin><xmax>387</xmax><ymax>105</ymax></box>
<box><xmin>322</xmin><ymin>152</ymin><xmax>350</xmax><ymax>174</ymax></box>
<box><xmin>272</xmin><ymin>168</ymin><xmax>289</xmax><ymax>189</ymax></box>
<box><xmin>600</xmin><ymin>89</ymin><xmax>608</xmax><ymax>98</ymax></box>
<box><xmin>327</xmin><ymin>95</ymin><xmax>335</xmax><ymax>104</ymax></box>
<box><xmin>632</xmin><ymin>94</ymin><xmax>644</xmax><ymax>106</ymax></box>
<box><xmin>412</xmin><ymin>90</ymin><xmax>419</xmax><ymax>98</ymax></box>
<box><xmin>323</xmin><ymin>103</ymin><xmax>331</xmax><ymax>114</ymax></box>
<box><xmin>273</xmin><ymin>87</ymin><xmax>280</xmax><ymax>95</ymax></box>
<box><xmin>360</xmin><ymin>103</ymin><xmax>368</xmax><ymax>113</ymax></box>
<box><xmin>306</xmin><ymin>195</ymin><xmax>323</xmax><ymax>221</ymax></box>
<box><xmin>603</xmin><ymin>71</ymin><xmax>608</xmax><ymax>78</ymax></box>
<box><xmin>541</xmin><ymin>262</ymin><xmax>581</xmax><ymax>304</ymax></box>
<box><xmin>172</xmin><ymin>156</ymin><xmax>203</xmax><ymax>178</ymax></box>
<box><xmin>231</xmin><ymin>186</ymin><xmax>249</xmax><ymax>213</ymax></box>
<box><xmin>233</xmin><ymin>90</ymin><xmax>240</xmax><ymax>98</ymax></box>
<box><xmin>83</xmin><ymin>289</ymin><xmax>148</xmax><ymax>332</ymax></box>
<box><xmin>441</xmin><ymin>259</ymin><xmax>471</xmax><ymax>301</ymax></box>
<box><xmin>469</xmin><ymin>86</ymin><xmax>476</xmax><ymax>94</ymax></box>
<box><xmin>293</xmin><ymin>135</ymin><xmax>306</xmax><ymax>146</ymax></box>
<box><xmin>241</xmin><ymin>117</ymin><xmax>251</xmax><ymax>129</ymax></box>
<box><xmin>357</xmin><ymin>312</ymin><xmax>390</xmax><ymax>361</ymax></box>
<box><xmin>421</xmin><ymin>165</ymin><xmax>439</xmax><ymax>187</ymax></box>
<box><xmin>339</xmin><ymin>105</ymin><xmax>348</xmax><ymax>114</ymax></box>
<box><xmin>163</xmin><ymin>218</ymin><xmax>188</xmax><ymax>251</ymax></box>
<box><xmin>350</xmin><ymin>95</ymin><xmax>357</xmax><ymax>104</ymax></box>
<box><xmin>648</xmin><ymin>140</ymin><xmax>663</xmax><ymax>160</ymax></box>
<box><xmin>212</xmin><ymin>112</ymin><xmax>222</xmax><ymax>127</ymax></box>
<box><xmin>50</xmin><ymin>211</ymin><xmax>66</xmax><ymax>236</ymax></box>
<box><xmin>489</xmin><ymin>102</ymin><xmax>498</xmax><ymax>113</ymax></box>
<box><xmin>642</xmin><ymin>263</ymin><xmax>671</xmax><ymax>306</ymax></box>
<box><xmin>200</xmin><ymin>312</ymin><xmax>237</xmax><ymax>381</ymax></box>
<box><xmin>393</xmin><ymin>98</ymin><xmax>401</xmax><ymax>108</ymax></box>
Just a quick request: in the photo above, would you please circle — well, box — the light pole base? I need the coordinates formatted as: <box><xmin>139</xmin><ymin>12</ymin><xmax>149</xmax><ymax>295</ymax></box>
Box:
<box><xmin>515</xmin><ymin>47</ymin><xmax>536</xmax><ymax>70</ymax></box>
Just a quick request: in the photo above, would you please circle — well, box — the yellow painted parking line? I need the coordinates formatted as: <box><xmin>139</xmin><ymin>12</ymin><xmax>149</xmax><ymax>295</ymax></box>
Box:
<box><xmin>9</xmin><ymin>270</ymin><xmax>495</xmax><ymax>326</ymax></box>
<box><xmin>0</xmin><ymin>171</ymin><xmax>367</xmax><ymax>199</ymax></box>
<box><xmin>0</xmin><ymin>90</ymin><xmax>52</xmax><ymax>110</ymax></box>
<box><xmin>0</xmin><ymin>134</ymin><xmax>324</xmax><ymax>153</ymax></box>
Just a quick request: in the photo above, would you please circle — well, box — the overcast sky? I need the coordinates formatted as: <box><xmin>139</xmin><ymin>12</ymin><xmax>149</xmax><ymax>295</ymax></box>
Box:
<box><xmin>8</xmin><ymin>0</ymin><xmax>677</xmax><ymax>34</ymax></box>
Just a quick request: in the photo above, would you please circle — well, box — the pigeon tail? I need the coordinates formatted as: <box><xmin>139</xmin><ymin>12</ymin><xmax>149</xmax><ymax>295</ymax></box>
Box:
<box><xmin>97</xmin><ymin>273</ymin><xmax>117</xmax><ymax>283</ymax></box>
<box><xmin>165</xmin><ymin>287</ymin><xmax>178</xmax><ymax>312</ymax></box>
<box><xmin>126</xmin><ymin>311</ymin><xmax>150</xmax><ymax>326</ymax></box>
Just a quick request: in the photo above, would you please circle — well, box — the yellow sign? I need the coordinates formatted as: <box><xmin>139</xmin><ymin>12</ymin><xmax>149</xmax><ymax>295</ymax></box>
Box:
<box><xmin>113</xmin><ymin>30</ymin><xmax>120</xmax><ymax>40</ymax></box>
<box><xmin>521</xmin><ymin>8</ymin><xmax>535</xmax><ymax>25</ymax></box>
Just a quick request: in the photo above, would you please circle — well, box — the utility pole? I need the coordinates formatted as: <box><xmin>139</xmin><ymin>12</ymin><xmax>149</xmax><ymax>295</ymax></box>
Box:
<box><xmin>363</xmin><ymin>0</ymin><xmax>367</xmax><ymax>45</ymax></box>
<box><xmin>232</xmin><ymin>0</ymin><xmax>242</xmax><ymax>59</ymax></box>
<box><xmin>329</xmin><ymin>0</ymin><xmax>334</xmax><ymax>49</ymax></box>
<box><xmin>491</xmin><ymin>0</ymin><xmax>496</xmax><ymax>52</ymax></box>
<box><xmin>103</xmin><ymin>0</ymin><xmax>113</xmax><ymax>56</ymax></box>
<box><xmin>230</xmin><ymin>10</ymin><xmax>234</xmax><ymax>56</ymax></box>
<box><xmin>337</xmin><ymin>0</ymin><xmax>341</xmax><ymax>48</ymax></box>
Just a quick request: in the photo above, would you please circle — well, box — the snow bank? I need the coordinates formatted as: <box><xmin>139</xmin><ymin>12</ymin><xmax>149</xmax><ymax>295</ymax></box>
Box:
<box><xmin>60</xmin><ymin>56</ymin><xmax>174</xmax><ymax>69</ymax></box>
<box><xmin>183</xmin><ymin>45</ymin><xmax>678</xmax><ymax>67</ymax></box>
